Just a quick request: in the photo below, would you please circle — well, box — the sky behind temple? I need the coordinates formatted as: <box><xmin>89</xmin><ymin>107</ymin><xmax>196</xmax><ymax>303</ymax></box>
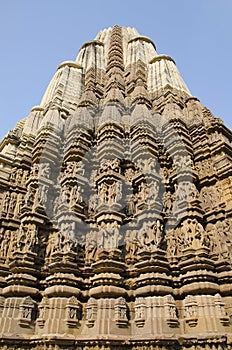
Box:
<box><xmin>0</xmin><ymin>0</ymin><xmax>231</xmax><ymax>140</ymax></box>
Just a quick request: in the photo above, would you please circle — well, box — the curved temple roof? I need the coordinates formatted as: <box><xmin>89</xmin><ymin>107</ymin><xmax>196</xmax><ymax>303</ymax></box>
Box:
<box><xmin>40</xmin><ymin>25</ymin><xmax>191</xmax><ymax>110</ymax></box>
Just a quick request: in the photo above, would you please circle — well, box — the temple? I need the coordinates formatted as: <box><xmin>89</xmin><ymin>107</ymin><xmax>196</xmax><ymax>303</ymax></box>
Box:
<box><xmin>0</xmin><ymin>25</ymin><xmax>232</xmax><ymax>350</ymax></box>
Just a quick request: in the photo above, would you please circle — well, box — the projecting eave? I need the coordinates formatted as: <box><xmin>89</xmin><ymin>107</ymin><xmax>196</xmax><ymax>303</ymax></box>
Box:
<box><xmin>128</xmin><ymin>35</ymin><xmax>157</xmax><ymax>50</ymax></box>
<box><xmin>57</xmin><ymin>61</ymin><xmax>82</xmax><ymax>71</ymax></box>
<box><xmin>80</xmin><ymin>40</ymin><xmax>104</xmax><ymax>50</ymax></box>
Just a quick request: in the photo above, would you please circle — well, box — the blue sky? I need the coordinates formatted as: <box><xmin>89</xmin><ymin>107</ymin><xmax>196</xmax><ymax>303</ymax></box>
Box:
<box><xmin>0</xmin><ymin>0</ymin><xmax>231</xmax><ymax>140</ymax></box>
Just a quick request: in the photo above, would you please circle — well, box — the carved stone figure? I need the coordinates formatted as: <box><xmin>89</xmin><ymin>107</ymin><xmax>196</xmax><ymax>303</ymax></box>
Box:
<box><xmin>0</xmin><ymin>25</ymin><xmax>231</xmax><ymax>349</ymax></box>
<box><xmin>1</xmin><ymin>191</ymin><xmax>11</xmax><ymax>213</ymax></box>
<box><xmin>39</xmin><ymin>163</ymin><xmax>51</xmax><ymax>179</ymax></box>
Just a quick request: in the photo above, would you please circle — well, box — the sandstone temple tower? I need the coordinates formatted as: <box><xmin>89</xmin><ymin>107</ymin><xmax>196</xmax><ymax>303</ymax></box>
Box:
<box><xmin>0</xmin><ymin>25</ymin><xmax>232</xmax><ymax>350</ymax></box>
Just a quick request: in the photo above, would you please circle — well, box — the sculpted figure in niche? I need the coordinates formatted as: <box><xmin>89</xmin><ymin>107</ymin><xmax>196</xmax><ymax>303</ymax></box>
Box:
<box><xmin>64</xmin><ymin>161</ymin><xmax>75</xmax><ymax>176</ymax></box>
<box><xmin>127</xmin><ymin>193</ymin><xmax>137</xmax><ymax>216</ymax></box>
<box><xmin>61</xmin><ymin>185</ymin><xmax>70</xmax><ymax>203</ymax></box>
<box><xmin>137</xmin><ymin>182</ymin><xmax>147</xmax><ymax>202</ymax></box>
<box><xmin>16</xmin><ymin>169</ymin><xmax>23</xmax><ymax>184</ymax></box>
<box><xmin>98</xmin><ymin>221</ymin><xmax>121</xmax><ymax>249</ymax></box>
<box><xmin>38</xmin><ymin>185</ymin><xmax>48</xmax><ymax>206</ymax></box>
<box><xmin>9</xmin><ymin>192</ymin><xmax>18</xmax><ymax>216</ymax></box>
<box><xmin>86</xmin><ymin>297</ymin><xmax>97</xmax><ymax>324</ymax></box>
<box><xmin>1</xmin><ymin>191</ymin><xmax>11</xmax><ymax>213</ymax></box>
<box><xmin>161</xmin><ymin>167</ymin><xmax>169</xmax><ymax>183</ymax></box>
<box><xmin>88</xmin><ymin>193</ymin><xmax>98</xmax><ymax>215</ymax></box>
<box><xmin>85</xmin><ymin>230</ymin><xmax>98</xmax><ymax>261</ymax></box>
<box><xmin>135</xmin><ymin>297</ymin><xmax>146</xmax><ymax>321</ymax></box>
<box><xmin>16</xmin><ymin>227</ymin><xmax>26</xmax><ymax>251</ymax></box>
<box><xmin>108</xmin><ymin>181</ymin><xmax>122</xmax><ymax>204</ymax></box>
<box><xmin>61</xmin><ymin>222</ymin><xmax>76</xmax><ymax>252</ymax></box>
<box><xmin>205</xmin><ymin>223</ymin><xmax>219</xmax><ymax>255</ymax></box>
<box><xmin>146</xmin><ymin>181</ymin><xmax>159</xmax><ymax>205</ymax></box>
<box><xmin>215</xmin><ymin>220</ymin><xmax>231</xmax><ymax>259</ymax></box>
<box><xmin>31</xmin><ymin>163</ymin><xmax>39</xmax><ymax>177</ymax></box>
<box><xmin>24</xmin><ymin>185</ymin><xmax>35</xmax><ymax>207</ymax></box>
<box><xmin>21</xmin><ymin>170</ymin><xmax>29</xmax><ymax>185</ymax></box>
<box><xmin>181</xmin><ymin>218</ymin><xmax>208</xmax><ymax>250</ymax></box>
<box><xmin>138</xmin><ymin>220</ymin><xmax>163</xmax><ymax>251</ymax></box>
<box><xmin>10</xmin><ymin>167</ymin><xmax>17</xmax><ymax>183</ymax></box>
<box><xmin>175</xmin><ymin>182</ymin><xmax>199</xmax><ymax>206</ymax></box>
<box><xmin>125</xmin><ymin>230</ymin><xmax>139</xmax><ymax>259</ymax></box>
<box><xmin>174</xmin><ymin>154</ymin><xmax>193</xmax><ymax>171</ymax></box>
<box><xmin>137</xmin><ymin>157</ymin><xmax>157</xmax><ymax>174</ymax></box>
<box><xmin>124</xmin><ymin>168</ymin><xmax>135</xmax><ymax>184</ymax></box>
<box><xmin>70</xmin><ymin>185</ymin><xmax>83</xmax><ymax>206</ymax></box>
<box><xmin>165</xmin><ymin>229</ymin><xmax>179</xmax><ymax>257</ymax></box>
<box><xmin>89</xmin><ymin>169</ymin><xmax>97</xmax><ymax>187</ymax></box>
<box><xmin>53</xmin><ymin>231</ymin><xmax>63</xmax><ymax>252</ymax></box>
<box><xmin>24</xmin><ymin>224</ymin><xmax>38</xmax><ymax>252</ymax></box>
<box><xmin>99</xmin><ymin>158</ymin><xmax>120</xmax><ymax>174</ymax></box>
<box><xmin>46</xmin><ymin>233</ymin><xmax>56</xmax><ymax>258</ymax></box>
<box><xmin>163</xmin><ymin>191</ymin><xmax>173</xmax><ymax>216</ymax></box>
<box><xmin>39</xmin><ymin>163</ymin><xmax>50</xmax><ymax>179</ymax></box>
<box><xmin>183</xmin><ymin>295</ymin><xmax>198</xmax><ymax>319</ymax></box>
<box><xmin>0</xmin><ymin>230</ymin><xmax>11</xmax><ymax>258</ymax></box>
<box><xmin>115</xmin><ymin>297</ymin><xmax>127</xmax><ymax>321</ymax></box>
<box><xmin>98</xmin><ymin>182</ymin><xmax>108</xmax><ymax>204</ymax></box>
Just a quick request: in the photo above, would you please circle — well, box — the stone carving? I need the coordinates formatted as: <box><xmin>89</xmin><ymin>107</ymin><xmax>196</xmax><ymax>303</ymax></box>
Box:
<box><xmin>1</xmin><ymin>191</ymin><xmax>11</xmax><ymax>213</ymax></box>
<box><xmin>183</xmin><ymin>295</ymin><xmax>198</xmax><ymax>327</ymax></box>
<box><xmin>86</xmin><ymin>297</ymin><xmax>98</xmax><ymax>327</ymax></box>
<box><xmin>0</xmin><ymin>25</ymin><xmax>231</xmax><ymax>349</ymax></box>
<box><xmin>39</xmin><ymin>163</ymin><xmax>51</xmax><ymax>179</ymax></box>
<box><xmin>99</xmin><ymin>158</ymin><xmax>120</xmax><ymax>174</ymax></box>
<box><xmin>13</xmin><ymin>224</ymin><xmax>38</xmax><ymax>253</ymax></box>
<box><xmin>37</xmin><ymin>297</ymin><xmax>49</xmax><ymax>328</ymax></box>
<box><xmin>126</xmin><ymin>194</ymin><xmax>137</xmax><ymax>216</ymax></box>
<box><xmin>18</xmin><ymin>296</ymin><xmax>35</xmax><ymax>327</ymax></box>
<box><xmin>214</xmin><ymin>293</ymin><xmax>230</xmax><ymax>326</ymax></box>
<box><xmin>23</xmin><ymin>184</ymin><xmax>36</xmax><ymax>208</ymax></box>
<box><xmin>137</xmin><ymin>158</ymin><xmax>157</xmax><ymax>173</ymax></box>
<box><xmin>138</xmin><ymin>220</ymin><xmax>163</xmax><ymax>251</ymax></box>
<box><xmin>85</xmin><ymin>230</ymin><xmax>98</xmax><ymax>263</ymax></box>
<box><xmin>124</xmin><ymin>167</ymin><xmax>135</xmax><ymax>184</ymax></box>
<box><xmin>135</xmin><ymin>297</ymin><xmax>146</xmax><ymax>327</ymax></box>
<box><xmin>181</xmin><ymin>218</ymin><xmax>209</xmax><ymax>250</ymax></box>
<box><xmin>98</xmin><ymin>221</ymin><xmax>122</xmax><ymax>249</ymax></box>
<box><xmin>65</xmin><ymin>296</ymin><xmax>81</xmax><ymax>328</ymax></box>
<box><xmin>173</xmin><ymin>154</ymin><xmax>193</xmax><ymax>171</ymax></box>
<box><xmin>195</xmin><ymin>158</ymin><xmax>214</xmax><ymax>178</ymax></box>
<box><xmin>62</xmin><ymin>161</ymin><xmax>85</xmax><ymax>179</ymax></box>
<box><xmin>70</xmin><ymin>185</ymin><xmax>83</xmax><ymax>206</ymax></box>
<box><xmin>164</xmin><ymin>295</ymin><xmax>179</xmax><ymax>327</ymax></box>
<box><xmin>31</xmin><ymin>163</ymin><xmax>39</xmax><ymax>177</ymax></box>
<box><xmin>125</xmin><ymin>230</ymin><xmax>139</xmax><ymax>261</ymax></box>
<box><xmin>200</xmin><ymin>184</ymin><xmax>223</xmax><ymax>211</ymax></box>
<box><xmin>98</xmin><ymin>181</ymin><xmax>122</xmax><ymax>205</ymax></box>
<box><xmin>14</xmin><ymin>193</ymin><xmax>24</xmax><ymax>218</ymax></box>
<box><xmin>165</xmin><ymin>228</ymin><xmax>181</xmax><ymax>258</ymax></box>
<box><xmin>88</xmin><ymin>193</ymin><xmax>98</xmax><ymax>215</ymax></box>
<box><xmin>163</xmin><ymin>191</ymin><xmax>173</xmax><ymax>216</ymax></box>
<box><xmin>114</xmin><ymin>297</ymin><xmax>128</xmax><ymax>327</ymax></box>
<box><xmin>175</xmin><ymin>181</ymin><xmax>199</xmax><ymax>205</ymax></box>
<box><xmin>8</xmin><ymin>192</ymin><xmax>17</xmax><ymax>217</ymax></box>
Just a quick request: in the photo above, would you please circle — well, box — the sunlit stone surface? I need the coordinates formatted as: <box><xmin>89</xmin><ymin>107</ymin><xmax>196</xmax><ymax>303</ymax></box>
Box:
<box><xmin>0</xmin><ymin>25</ymin><xmax>232</xmax><ymax>350</ymax></box>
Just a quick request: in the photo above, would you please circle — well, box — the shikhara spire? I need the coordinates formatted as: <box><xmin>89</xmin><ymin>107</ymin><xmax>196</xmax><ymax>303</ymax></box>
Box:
<box><xmin>0</xmin><ymin>25</ymin><xmax>232</xmax><ymax>350</ymax></box>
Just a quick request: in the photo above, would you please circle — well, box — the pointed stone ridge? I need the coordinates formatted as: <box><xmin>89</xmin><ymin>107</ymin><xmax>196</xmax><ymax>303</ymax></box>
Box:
<box><xmin>106</xmin><ymin>24</ymin><xmax>124</xmax><ymax>73</ymax></box>
<box><xmin>1</xmin><ymin>25</ymin><xmax>232</xmax><ymax>350</ymax></box>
